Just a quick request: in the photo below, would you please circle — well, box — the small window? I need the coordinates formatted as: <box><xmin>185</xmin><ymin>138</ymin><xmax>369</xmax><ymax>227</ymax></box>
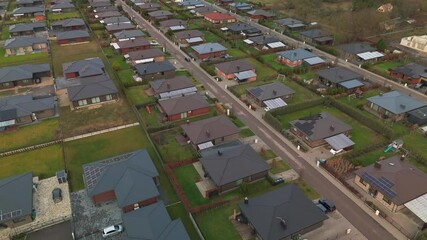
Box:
<box><xmin>78</xmin><ymin>99</ymin><xmax>88</xmax><ymax>106</ymax></box>
<box><xmin>383</xmin><ymin>196</ymin><xmax>392</xmax><ymax>205</ymax></box>
<box><xmin>91</xmin><ymin>97</ymin><xmax>100</xmax><ymax>103</ymax></box>
<box><xmin>106</xmin><ymin>95</ymin><xmax>113</xmax><ymax>101</ymax></box>
<box><xmin>359</xmin><ymin>177</ymin><xmax>368</xmax><ymax>186</ymax></box>
<box><xmin>3</xmin><ymin>82</ymin><xmax>10</xmax><ymax>86</ymax></box>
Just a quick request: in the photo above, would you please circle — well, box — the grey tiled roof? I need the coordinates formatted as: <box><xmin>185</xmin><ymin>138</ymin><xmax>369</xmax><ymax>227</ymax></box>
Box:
<box><xmin>62</xmin><ymin>57</ymin><xmax>104</xmax><ymax>77</ymax></box>
<box><xmin>9</xmin><ymin>22</ymin><xmax>45</xmax><ymax>33</ymax></box>
<box><xmin>105</xmin><ymin>23</ymin><xmax>134</xmax><ymax>32</ymax></box>
<box><xmin>0</xmin><ymin>94</ymin><xmax>55</xmax><ymax>118</ymax></box>
<box><xmin>135</xmin><ymin>60</ymin><xmax>175</xmax><ymax>76</ymax></box>
<box><xmin>215</xmin><ymin>59</ymin><xmax>254</xmax><ymax>75</ymax></box>
<box><xmin>50</xmin><ymin>2</ymin><xmax>74</xmax><ymax>10</ymax></box>
<box><xmin>0</xmin><ymin>63</ymin><xmax>50</xmax><ymax>83</ymax></box>
<box><xmin>101</xmin><ymin>16</ymin><xmax>130</xmax><ymax>25</ymax></box>
<box><xmin>113</xmin><ymin>30</ymin><xmax>145</xmax><ymax>40</ymax></box>
<box><xmin>160</xmin><ymin>19</ymin><xmax>186</xmax><ymax>28</ymax></box>
<box><xmin>315</xmin><ymin>66</ymin><xmax>362</xmax><ymax>84</ymax></box>
<box><xmin>367</xmin><ymin>90</ymin><xmax>426</xmax><ymax>114</ymax></box>
<box><xmin>191</xmin><ymin>42</ymin><xmax>227</xmax><ymax>55</ymax></box>
<box><xmin>67</xmin><ymin>75</ymin><xmax>118</xmax><ymax>101</ymax></box>
<box><xmin>149</xmin><ymin>76</ymin><xmax>194</xmax><ymax>94</ymax></box>
<box><xmin>246</xmin><ymin>9</ymin><xmax>275</xmax><ymax>17</ymax></box>
<box><xmin>50</xmin><ymin>18</ymin><xmax>85</xmax><ymax>28</ymax></box>
<box><xmin>277</xmin><ymin>48</ymin><xmax>316</xmax><ymax>61</ymax></box>
<box><xmin>148</xmin><ymin>10</ymin><xmax>173</xmax><ymax>18</ymax></box>
<box><xmin>337</xmin><ymin>42</ymin><xmax>376</xmax><ymax>55</ymax></box>
<box><xmin>4</xmin><ymin>36</ymin><xmax>47</xmax><ymax>48</ymax></box>
<box><xmin>174</xmin><ymin>30</ymin><xmax>203</xmax><ymax>40</ymax></box>
<box><xmin>56</xmin><ymin>29</ymin><xmax>89</xmax><ymax>40</ymax></box>
<box><xmin>247</xmin><ymin>82</ymin><xmax>295</xmax><ymax>101</ymax></box>
<box><xmin>12</xmin><ymin>6</ymin><xmax>44</xmax><ymax>14</ymax></box>
<box><xmin>158</xmin><ymin>93</ymin><xmax>208</xmax><ymax>115</ymax></box>
<box><xmin>390</xmin><ymin>63</ymin><xmax>427</xmax><ymax>79</ymax></box>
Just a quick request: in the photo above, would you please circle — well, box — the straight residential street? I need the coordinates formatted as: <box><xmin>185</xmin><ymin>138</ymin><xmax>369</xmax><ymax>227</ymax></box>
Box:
<box><xmin>119</xmin><ymin>1</ymin><xmax>405</xmax><ymax>240</ymax></box>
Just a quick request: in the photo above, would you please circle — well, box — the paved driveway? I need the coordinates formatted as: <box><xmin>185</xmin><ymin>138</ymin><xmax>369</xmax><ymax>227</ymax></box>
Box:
<box><xmin>28</xmin><ymin>221</ymin><xmax>73</xmax><ymax>240</ymax></box>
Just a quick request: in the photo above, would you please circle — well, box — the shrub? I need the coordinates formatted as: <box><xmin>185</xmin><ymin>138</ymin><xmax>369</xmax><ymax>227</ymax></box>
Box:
<box><xmin>263</xmin><ymin>112</ymin><xmax>282</xmax><ymax>132</ymax></box>
<box><xmin>112</xmin><ymin>61</ymin><xmax>120</xmax><ymax>71</ymax></box>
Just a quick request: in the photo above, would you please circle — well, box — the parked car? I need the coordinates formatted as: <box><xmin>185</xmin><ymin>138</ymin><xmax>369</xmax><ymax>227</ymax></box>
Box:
<box><xmin>52</xmin><ymin>188</ymin><xmax>62</xmax><ymax>203</ymax></box>
<box><xmin>102</xmin><ymin>225</ymin><xmax>123</xmax><ymax>238</ymax></box>
<box><xmin>184</xmin><ymin>57</ymin><xmax>191</xmax><ymax>62</ymax></box>
<box><xmin>318</xmin><ymin>198</ymin><xmax>336</xmax><ymax>212</ymax></box>
<box><xmin>315</xmin><ymin>203</ymin><xmax>328</xmax><ymax>213</ymax></box>
<box><xmin>149</xmin><ymin>40</ymin><xmax>159</xmax><ymax>46</ymax></box>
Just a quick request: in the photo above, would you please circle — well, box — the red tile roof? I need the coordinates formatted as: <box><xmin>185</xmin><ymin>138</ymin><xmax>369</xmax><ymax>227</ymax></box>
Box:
<box><xmin>203</xmin><ymin>12</ymin><xmax>235</xmax><ymax>21</ymax></box>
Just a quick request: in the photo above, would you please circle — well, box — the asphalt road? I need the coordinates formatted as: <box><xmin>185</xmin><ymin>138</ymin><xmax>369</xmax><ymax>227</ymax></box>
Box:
<box><xmin>120</xmin><ymin>2</ymin><xmax>398</xmax><ymax>239</ymax></box>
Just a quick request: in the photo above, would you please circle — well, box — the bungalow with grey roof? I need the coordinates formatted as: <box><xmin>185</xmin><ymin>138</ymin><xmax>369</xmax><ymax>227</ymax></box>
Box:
<box><xmin>127</xmin><ymin>48</ymin><xmax>165</xmax><ymax>65</ymax></box>
<box><xmin>388</xmin><ymin>63</ymin><xmax>427</xmax><ymax>85</ymax></box>
<box><xmin>174</xmin><ymin>29</ymin><xmax>204</xmax><ymax>47</ymax></box>
<box><xmin>228</xmin><ymin>2</ymin><xmax>253</xmax><ymax>12</ymax></box>
<box><xmin>90</xmin><ymin>1</ymin><xmax>111</xmax><ymax>8</ymax></box>
<box><xmin>190</xmin><ymin>6</ymin><xmax>215</xmax><ymax>16</ymax></box>
<box><xmin>226</xmin><ymin>22</ymin><xmax>261</xmax><ymax>37</ymax></box>
<box><xmin>246</xmin><ymin>9</ymin><xmax>275</xmax><ymax>20</ymax></box>
<box><xmin>50</xmin><ymin>2</ymin><xmax>74</xmax><ymax>13</ymax></box>
<box><xmin>94</xmin><ymin>10</ymin><xmax>121</xmax><ymax>19</ymax></box>
<box><xmin>110</xmin><ymin>38</ymin><xmax>150</xmax><ymax>54</ymax></box>
<box><xmin>277</xmin><ymin>48</ymin><xmax>325</xmax><ymax>68</ymax></box>
<box><xmin>244</xmin><ymin>35</ymin><xmax>285</xmax><ymax>51</ymax></box>
<box><xmin>337</xmin><ymin>42</ymin><xmax>383</xmax><ymax>62</ymax></box>
<box><xmin>299</xmin><ymin>29</ymin><xmax>334</xmax><ymax>45</ymax></box>
<box><xmin>56</xmin><ymin>30</ymin><xmax>90</xmax><ymax>45</ymax></box>
<box><xmin>62</xmin><ymin>57</ymin><xmax>105</xmax><ymax>79</ymax></box>
<box><xmin>365</xmin><ymin>90</ymin><xmax>426</xmax><ymax>121</ymax></box>
<box><xmin>12</xmin><ymin>6</ymin><xmax>44</xmax><ymax>18</ymax></box>
<box><xmin>16</xmin><ymin>0</ymin><xmax>42</xmax><ymax>7</ymax></box>
<box><xmin>50</xmin><ymin>18</ymin><xmax>86</xmax><ymax>31</ymax></box>
<box><xmin>105</xmin><ymin>23</ymin><xmax>135</xmax><ymax>33</ymax></box>
<box><xmin>148</xmin><ymin>10</ymin><xmax>173</xmax><ymax>21</ymax></box>
<box><xmin>0</xmin><ymin>63</ymin><xmax>51</xmax><ymax>89</ymax></box>
<box><xmin>113</xmin><ymin>29</ymin><xmax>145</xmax><ymax>42</ymax></box>
<box><xmin>289</xmin><ymin>112</ymin><xmax>353</xmax><ymax>148</ymax></box>
<box><xmin>315</xmin><ymin>66</ymin><xmax>364</xmax><ymax>91</ymax></box>
<box><xmin>135</xmin><ymin>60</ymin><xmax>176</xmax><ymax>81</ymax></box>
<box><xmin>407</xmin><ymin>106</ymin><xmax>427</xmax><ymax>126</ymax></box>
<box><xmin>149</xmin><ymin>76</ymin><xmax>196</xmax><ymax>99</ymax></box>
<box><xmin>159</xmin><ymin>19</ymin><xmax>186</xmax><ymax>32</ymax></box>
<box><xmin>274</xmin><ymin>18</ymin><xmax>306</xmax><ymax>32</ymax></box>
<box><xmin>83</xmin><ymin>149</ymin><xmax>160</xmax><ymax>212</ymax></box>
<box><xmin>50</xmin><ymin>0</ymin><xmax>72</xmax><ymax>6</ymax></box>
<box><xmin>191</xmin><ymin>42</ymin><xmax>227</xmax><ymax>60</ymax></box>
<box><xmin>246</xmin><ymin>82</ymin><xmax>295</xmax><ymax>108</ymax></box>
<box><xmin>215</xmin><ymin>59</ymin><xmax>256</xmax><ymax>82</ymax></box>
<box><xmin>100</xmin><ymin>16</ymin><xmax>130</xmax><ymax>25</ymax></box>
<box><xmin>158</xmin><ymin>93</ymin><xmax>209</xmax><ymax>121</ymax></box>
<box><xmin>138</xmin><ymin>3</ymin><xmax>161</xmax><ymax>12</ymax></box>
<box><xmin>4</xmin><ymin>36</ymin><xmax>48</xmax><ymax>56</ymax></box>
<box><xmin>178</xmin><ymin>0</ymin><xmax>204</xmax><ymax>9</ymax></box>
<box><xmin>9</xmin><ymin>22</ymin><xmax>46</xmax><ymax>37</ymax></box>
<box><xmin>92</xmin><ymin>5</ymin><xmax>117</xmax><ymax>12</ymax></box>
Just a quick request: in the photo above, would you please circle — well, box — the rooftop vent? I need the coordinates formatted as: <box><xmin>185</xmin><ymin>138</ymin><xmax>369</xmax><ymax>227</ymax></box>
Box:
<box><xmin>374</xmin><ymin>161</ymin><xmax>382</xmax><ymax>169</ymax></box>
<box><xmin>400</xmin><ymin>104</ymin><xmax>406</xmax><ymax>109</ymax></box>
<box><xmin>273</xmin><ymin>90</ymin><xmax>277</xmax><ymax>95</ymax></box>
<box><xmin>329</xmin><ymin>125</ymin><xmax>335</xmax><ymax>131</ymax></box>
<box><xmin>276</xmin><ymin>217</ymin><xmax>287</xmax><ymax>229</ymax></box>
<box><xmin>244</xmin><ymin>197</ymin><xmax>248</xmax><ymax>204</ymax></box>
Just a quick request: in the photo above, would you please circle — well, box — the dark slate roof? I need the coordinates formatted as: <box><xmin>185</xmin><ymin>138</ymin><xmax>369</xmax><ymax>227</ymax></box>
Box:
<box><xmin>148</xmin><ymin>10</ymin><xmax>173</xmax><ymax>18</ymax></box>
<box><xmin>0</xmin><ymin>109</ymin><xmax>17</xmax><ymax>121</ymax></box>
<box><xmin>277</xmin><ymin>48</ymin><xmax>316</xmax><ymax>61</ymax></box>
<box><xmin>181</xmin><ymin>115</ymin><xmax>240</xmax><ymax>145</ymax></box>
<box><xmin>355</xmin><ymin>156</ymin><xmax>427</xmax><ymax>205</ymax></box>
<box><xmin>160</xmin><ymin>19</ymin><xmax>186</xmax><ymax>28</ymax></box>
<box><xmin>200</xmin><ymin>144</ymin><xmax>270</xmax><ymax>186</ymax></box>
<box><xmin>0</xmin><ymin>94</ymin><xmax>55</xmax><ymax>118</ymax></box>
<box><xmin>239</xmin><ymin>184</ymin><xmax>327</xmax><ymax>240</ymax></box>
<box><xmin>337</xmin><ymin>42</ymin><xmax>376</xmax><ymax>55</ymax></box>
<box><xmin>0</xmin><ymin>173</ymin><xmax>33</xmax><ymax>224</ymax></box>
<box><xmin>90</xmin><ymin>1</ymin><xmax>111</xmax><ymax>8</ymax></box>
<box><xmin>408</xmin><ymin>106</ymin><xmax>427</xmax><ymax>120</ymax></box>
<box><xmin>174</xmin><ymin>29</ymin><xmax>203</xmax><ymax>40</ymax></box>
<box><xmin>247</xmin><ymin>9</ymin><xmax>275</xmax><ymax>17</ymax></box>
<box><xmin>67</xmin><ymin>75</ymin><xmax>118</xmax><ymax>101</ymax></box>
<box><xmin>192</xmin><ymin>6</ymin><xmax>215</xmax><ymax>14</ymax></box>
<box><xmin>299</xmin><ymin>29</ymin><xmax>332</xmax><ymax>39</ymax></box>
<box><xmin>12</xmin><ymin>6</ymin><xmax>44</xmax><ymax>14</ymax></box>
<box><xmin>138</xmin><ymin>3</ymin><xmax>160</xmax><ymax>10</ymax></box>
<box><xmin>178</xmin><ymin>0</ymin><xmax>202</xmax><ymax>7</ymax></box>
<box><xmin>289</xmin><ymin>112</ymin><xmax>352</xmax><ymax>141</ymax></box>
<box><xmin>56</xmin><ymin>30</ymin><xmax>89</xmax><ymax>40</ymax></box>
<box><xmin>215</xmin><ymin>59</ymin><xmax>254</xmax><ymax>75</ymax></box>
<box><xmin>0</xmin><ymin>63</ymin><xmax>50</xmax><ymax>83</ymax></box>
<box><xmin>62</xmin><ymin>57</ymin><xmax>105</xmax><ymax>77</ymax></box>
<box><xmin>83</xmin><ymin>149</ymin><xmax>159</xmax><ymax>207</ymax></box>
<box><xmin>227</xmin><ymin>22</ymin><xmax>255</xmax><ymax>32</ymax></box>
<box><xmin>128</xmin><ymin>48</ymin><xmax>164</xmax><ymax>61</ymax></box>
<box><xmin>122</xmin><ymin>201</ymin><xmax>190</xmax><ymax>240</ymax></box>
<box><xmin>100</xmin><ymin>16</ymin><xmax>130</xmax><ymax>25</ymax></box>
<box><xmin>191</xmin><ymin>42</ymin><xmax>227</xmax><ymax>55</ymax></box>
<box><xmin>9</xmin><ymin>22</ymin><xmax>45</xmax><ymax>33</ymax></box>
<box><xmin>135</xmin><ymin>60</ymin><xmax>176</xmax><ymax>76</ymax></box>
<box><xmin>16</xmin><ymin>0</ymin><xmax>42</xmax><ymax>4</ymax></box>
<box><xmin>116</xmin><ymin>38</ymin><xmax>150</xmax><ymax>49</ymax></box>
<box><xmin>50</xmin><ymin>18</ymin><xmax>85</xmax><ymax>28</ymax></box>
<box><xmin>5</xmin><ymin>36</ymin><xmax>47</xmax><ymax>48</ymax></box>
<box><xmin>390</xmin><ymin>63</ymin><xmax>427</xmax><ymax>79</ymax></box>
<box><xmin>367</xmin><ymin>90</ymin><xmax>426</xmax><ymax>114</ymax></box>
<box><xmin>316</xmin><ymin>66</ymin><xmax>362</xmax><ymax>84</ymax></box>
<box><xmin>113</xmin><ymin>30</ymin><xmax>145</xmax><ymax>40</ymax></box>
<box><xmin>149</xmin><ymin>76</ymin><xmax>194</xmax><ymax>94</ymax></box>
<box><xmin>228</xmin><ymin>2</ymin><xmax>252</xmax><ymax>10</ymax></box>
<box><xmin>247</xmin><ymin>35</ymin><xmax>280</xmax><ymax>45</ymax></box>
<box><xmin>95</xmin><ymin>10</ymin><xmax>121</xmax><ymax>18</ymax></box>
<box><xmin>50</xmin><ymin>2</ymin><xmax>74</xmax><ymax>10</ymax></box>
<box><xmin>92</xmin><ymin>5</ymin><xmax>117</xmax><ymax>12</ymax></box>
<box><xmin>105</xmin><ymin>23</ymin><xmax>135</xmax><ymax>32</ymax></box>
<box><xmin>247</xmin><ymin>82</ymin><xmax>295</xmax><ymax>101</ymax></box>
<box><xmin>158</xmin><ymin>93</ymin><xmax>208</xmax><ymax>115</ymax></box>
<box><xmin>275</xmin><ymin>18</ymin><xmax>304</xmax><ymax>27</ymax></box>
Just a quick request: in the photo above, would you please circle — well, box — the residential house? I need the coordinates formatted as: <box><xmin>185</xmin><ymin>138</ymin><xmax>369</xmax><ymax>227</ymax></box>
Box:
<box><xmin>388</xmin><ymin>63</ymin><xmax>427</xmax><ymax>84</ymax></box>
<box><xmin>56</xmin><ymin>30</ymin><xmax>90</xmax><ymax>45</ymax></box>
<box><xmin>246</xmin><ymin>82</ymin><xmax>295</xmax><ymax>108</ymax></box>
<box><xmin>226</xmin><ymin>22</ymin><xmax>261</xmax><ymax>37</ymax></box>
<box><xmin>135</xmin><ymin>60</ymin><xmax>176</xmax><ymax>81</ymax></box>
<box><xmin>148</xmin><ymin>10</ymin><xmax>173</xmax><ymax>21</ymax></box>
<box><xmin>178</xmin><ymin>0</ymin><xmax>204</xmax><ymax>9</ymax></box>
<box><xmin>50</xmin><ymin>2</ymin><xmax>74</xmax><ymax>13</ymax></box>
<box><xmin>105</xmin><ymin>23</ymin><xmax>135</xmax><ymax>34</ymax></box>
<box><xmin>203</xmin><ymin>12</ymin><xmax>236</xmax><ymax>24</ymax></box>
<box><xmin>407</xmin><ymin>106</ymin><xmax>427</xmax><ymax>126</ymax></box>
<box><xmin>215</xmin><ymin>0</ymin><xmax>233</xmax><ymax>5</ymax></box>
<box><xmin>199</xmin><ymin>142</ymin><xmax>270</xmax><ymax>197</ymax></box>
<box><xmin>138</xmin><ymin>3</ymin><xmax>161</xmax><ymax>12</ymax></box>
<box><xmin>191</xmin><ymin>6</ymin><xmax>215</xmax><ymax>17</ymax></box>
<box><xmin>12</xmin><ymin>7</ymin><xmax>45</xmax><ymax>18</ymax></box>
<box><xmin>50</xmin><ymin>18</ymin><xmax>86</xmax><ymax>32</ymax></box>
<box><xmin>83</xmin><ymin>149</ymin><xmax>160</xmax><ymax>213</ymax></box>
<box><xmin>100</xmin><ymin>16</ymin><xmax>130</xmax><ymax>25</ymax></box>
<box><xmin>191</xmin><ymin>42</ymin><xmax>227</xmax><ymax>60</ymax></box>
<box><xmin>62</xmin><ymin>57</ymin><xmax>105</xmax><ymax>79</ymax></box>
<box><xmin>228</xmin><ymin>2</ymin><xmax>253</xmax><ymax>12</ymax></box>
<box><xmin>274</xmin><ymin>18</ymin><xmax>306</xmax><ymax>32</ymax></box>
<box><xmin>50</xmin><ymin>0</ymin><xmax>72</xmax><ymax>6</ymax></box>
<box><xmin>16</xmin><ymin>0</ymin><xmax>42</xmax><ymax>7</ymax></box>
<box><xmin>365</xmin><ymin>90</ymin><xmax>426</xmax><ymax>121</ymax></box>
<box><xmin>158</xmin><ymin>93</ymin><xmax>209</xmax><ymax>121</ymax></box>
<box><xmin>90</xmin><ymin>1</ymin><xmax>111</xmax><ymax>8</ymax></box>
<box><xmin>239</xmin><ymin>184</ymin><xmax>327</xmax><ymax>240</ymax></box>
<box><xmin>277</xmin><ymin>48</ymin><xmax>325</xmax><ymax>68</ymax></box>
<box><xmin>94</xmin><ymin>10</ymin><xmax>122</xmax><ymax>19</ymax></box>
<box><xmin>122</xmin><ymin>201</ymin><xmax>190</xmax><ymax>240</ymax></box>
<box><xmin>289</xmin><ymin>112</ymin><xmax>353</xmax><ymax>148</ymax></box>
<box><xmin>246</xmin><ymin>9</ymin><xmax>275</xmax><ymax>20</ymax></box>
<box><xmin>149</xmin><ymin>76</ymin><xmax>196</xmax><ymax>99</ymax></box>
<box><xmin>127</xmin><ymin>48</ymin><xmax>165</xmax><ymax>65</ymax></box>
<box><xmin>67</xmin><ymin>75</ymin><xmax>118</xmax><ymax>109</ymax></box>
<box><xmin>354</xmin><ymin>156</ymin><xmax>427</xmax><ymax>218</ymax></box>
<box><xmin>0</xmin><ymin>173</ymin><xmax>33</xmax><ymax>228</ymax></box>
<box><xmin>244</xmin><ymin>35</ymin><xmax>285</xmax><ymax>51</ymax></box>
<box><xmin>110</xmin><ymin>38</ymin><xmax>151</xmax><ymax>54</ymax></box>
<box><xmin>174</xmin><ymin>29</ymin><xmax>204</xmax><ymax>47</ymax></box>
<box><xmin>0</xmin><ymin>63</ymin><xmax>51</xmax><ymax>89</ymax></box>
<box><xmin>316</xmin><ymin>66</ymin><xmax>364</xmax><ymax>91</ymax></box>
<box><xmin>0</xmin><ymin>94</ymin><xmax>56</xmax><ymax>126</ymax></box>
<box><xmin>9</xmin><ymin>22</ymin><xmax>46</xmax><ymax>37</ymax></box>
<box><xmin>337</xmin><ymin>42</ymin><xmax>383</xmax><ymax>62</ymax></box>
<box><xmin>113</xmin><ymin>30</ymin><xmax>145</xmax><ymax>42</ymax></box>
<box><xmin>181</xmin><ymin>115</ymin><xmax>240</xmax><ymax>149</ymax></box>
<box><xmin>0</xmin><ymin>2</ymin><xmax>7</xmax><ymax>16</ymax></box>
<box><xmin>299</xmin><ymin>29</ymin><xmax>334</xmax><ymax>45</ymax></box>
<box><xmin>92</xmin><ymin>5</ymin><xmax>117</xmax><ymax>13</ymax></box>
<box><xmin>400</xmin><ymin>35</ymin><xmax>427</xmax><ymax>53</ymax></box>
<box><xmin>159</xmin><ymin>19</ymin><xmax>186</xmax><ymax>32</ymax></box>
<box><xmin>215</xmin><ymin>59</ymin><xmax>256</xmax><ymax>82</ymax></box>
<box><xmin>4</xmin><ymin>36</ymin><xmax>48</xmax><ymax>56</ymax></box>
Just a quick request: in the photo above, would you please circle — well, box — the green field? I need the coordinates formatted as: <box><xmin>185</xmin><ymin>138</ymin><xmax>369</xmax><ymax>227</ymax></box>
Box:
<box><xmin>244</xmin><ymin>57</ymin><xmax>278</xmax><ymax>81</ymax></box>
<box><xmin>125</xmin><ymin>85</ymin><xmax>156</xmax><ymax>105</ymax></box>
<box><xmin>47</xmin><ymin>11</ymin><xmax>81</xmax><ymax>21</ymax></box>
<box><xmin>151</xmin><ymin>128</ymin><xmax>198</xmax><ymax>162</ymax></box>
<box><xmin>0</xmin><ymin>48</ymin><xmax>50</xmax><ymax>67</ymax></box>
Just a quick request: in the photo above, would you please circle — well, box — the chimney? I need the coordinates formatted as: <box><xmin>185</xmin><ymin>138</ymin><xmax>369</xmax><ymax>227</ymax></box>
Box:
<box><xmin>400</xmin><ymin>104</ymin><xmax>406</xmax><ymax>109</ymax></box>
<box><xmin>244</xmin><ymin>197</ymin><xmax>248</xmax><ymax>204</ymax></box>
<box><xmin>217</xmin><ymin>150</ymin><xmax>222</xmax><ymax>156</ymax></box>
<box><xmin>400</xmin><ymin>154</ymin><xmax>405</xmax><ymax>161</ymax></box>
<box><xmin>374</xmin><ymin>161</ymin><xmax>382</xmax><ymax>169</ymax></box>
<box><xmin>210</xmin><ymin>47</ymin><xmax>213</xmax><ymax>52</ymax></box>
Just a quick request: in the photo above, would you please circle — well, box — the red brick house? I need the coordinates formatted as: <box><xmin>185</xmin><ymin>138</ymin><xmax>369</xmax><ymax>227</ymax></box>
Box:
<box><xmin>388</xmin><ymin>63</ymin><xmax>427</xmax><ymax>84</ymax></box>
<box><xmin>191</xmin><ymin>42</ymin><xmax>227</xmax><ymax>60</ymax></box>
<box><xmin>83</xmin><ymin>149</ymin><xmax>160</xmax><ymax>213</ymax></box>
<box><xmin>203</xmin><ymin>12</ymin><xmax>236</xmax><ymax>24</ymax></box>
<box><xmin>158</xmin><ymin>93</ymin><xmax>209</xmax><ymax>121</ymax></box>
<box><xmin>215</xmin><ymin>59</ymin><xmax>256</xmax><ymax>82</ymax></box>
<box><xmin>111</xmin><ymin>38</ymin><xmax>150</xmax><ymax>54</ymax></box>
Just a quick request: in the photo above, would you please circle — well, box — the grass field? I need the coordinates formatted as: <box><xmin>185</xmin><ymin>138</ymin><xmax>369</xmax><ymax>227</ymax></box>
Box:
<box><xmin>0</xmin><ymin>48</ymin><xmax>50</xmax><ymax>67</ymax></box>
<box><xmin>166</xmin><ymin>203</ymin><xmax>201</xmax><ymax>240</ymax></box>
<box><xmin>118</xmin><ymin>69</ymin><xmax>135</xmax><ymax>87</ymax></box>
<box><xmin>270</xmin><ymin>159</ymin><xmax>290</xmax><ymax>174</ymax></box>
<box><xmin>370</xmin><ymin>60</ymin><xmax>410</xmax><ymax>75</ymax></box>
<box><xmin>151</xmin><ymin>128</ymin><xmax>198</xmax><ymax>162</ymax></box>
<box><xmin>125</xmin><ymin>85</ymin><xmax>156</xmax><ymax>105</ymax></box>
<box><xmin>47</xmin><ymin>11</ymin><xmax>81</xmax><ymax>21</ymax></box>
<box><xmin>240</xmin><ymin>128</ymin><xmax>255</xmax><ymax>138</ymax></box>
<box><xmin>0</xmin><ymin>118</ymin><xmax>60</xmax><ymax>152</ymax></box>
<box><xmin>244</xmin><ymin>57</ymin><xmax>278</xmax><ymax>81</ymax></box>
<box><xmin>2</xmin><ymin>27</ymin><xmax>9</xmax><ymax>40</ymax></box>
<box><xmin>0</xmin><ymin>145</ymin><xmax>64</xmax><ymax>179</ymax></box>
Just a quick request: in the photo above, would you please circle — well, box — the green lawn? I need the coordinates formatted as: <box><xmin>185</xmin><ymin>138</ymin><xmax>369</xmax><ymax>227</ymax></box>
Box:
<box><xmin>125</xmin><ymin>85</ymin><xmax>156</xmax><ymax>105</ymax></box>
<box><xmin>370</xmin><ymin>60</ymin><xmax>410</xmax><ymax>75</ymax></box>
<box><xmin>174</xmin><ymin>164</ymin><xmax>209</xmax><ymax>206</ymax></box>
<box><xmin>402</xmin><ymin>133</ymin><xmax>427</xmax><ymax>162</ymax></box>
<box><xmin>110</xmin><ymin>55</ymin><xmax>131</xmax><ymax>70</ymax></box>
<box><xmin>151</xmin><ymin>128</ymin><xmax>198</xmax><ymax>162</ymax></box>
<box><xmin>7</xmin><ymin>1</ymin><xmax>16</xmax><ymax>11</ymax></box>
<box><xmin>298</xmin><ymin>71</ymin><xmax>315</xmax><ymax>80</ymax></box>
<box><xmin>2</xmin><ymin>27</ymin><xmax>9</xmax><ymax>40</ymax></box>
<box><xmin>260</xmin><ymin>149</ymin><xmax>277</xmax><ymax>160</ymax></box>
<box><xmin>0</xmin><ymin>145</ymin><xmax>64</xmax><ymax>179</ymax></box>
<box><xmin>337</xmin><ymin>89</ymin><xmax>383</xmax><ymax>108</ymax></box>
<box><xmin>166</xmin><ymin>203</ymin><xmax>202</xmax><ymax>240</ymax></box>
<box><xmin>260</xmin><ymin>53</ymin><xmax>292</xmax><ymax>72</ymax></box>
<box><xmin>240</xmin><ymin>128</ymin><xmax>255</xmax><ymax>138</ymax></box>
<box><xmin>0</xmin><ymin>118</ymin><xmax>60</xmax><ymax>152</ymax></box>
<box><xmin>269</xmin><ymin>159</ymin><xmax>290</xmax><ymax>174</ymax></box>
<box><xmin>244</xmin><ymin>57</ymin><xmax>278</xmax><ymax>81</ymax></box>
<box><xmin>118</xmin><ymin>69</ymin><xmax>135</xmax><ymax>87</ymax></box>
<box><xmin>275</xmin><ymin>105</ymin><xmax>385</xmax><ymax>151</ymax></box>
<box><xmin>350</xmin><ymin>148</ymin><xmax>396</xmax><ymax>166</ymax></box>
<box><xmin>202</xmin><ymin>31</ymin><xmax>219</xmax><ymax>42</ymax></box>
<box><xmin>47</xmin><ymin>11</ymin><xmax>81</xmax><ymax>21</ymax></box>
<box><xmin>230</xmin><ymin>116</ymin><xmax>245</xmax><ymax>127</ymax></box>
<box><xmin>0</xmin><ymin>48</ymin><xmax>50</xmax><ymax>67</ymax></box>
<box><xmin>139</xmin><ymin>105</ymin><xmax>163</xmax><ymax>128</ymax></box>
